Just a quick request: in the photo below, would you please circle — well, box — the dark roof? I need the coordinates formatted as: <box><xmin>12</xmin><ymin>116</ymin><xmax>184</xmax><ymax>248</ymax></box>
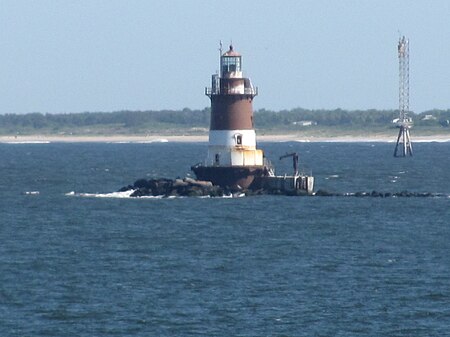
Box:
<box><xmin>223</xmin><ymin>45</ymin><xmax>241</xmax><ymax>57</ymax></box>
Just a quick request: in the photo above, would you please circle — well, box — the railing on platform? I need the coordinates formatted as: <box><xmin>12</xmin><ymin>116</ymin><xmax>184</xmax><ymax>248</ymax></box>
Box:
<box><xmin>205</xmin><ymin>87</ymin><xmax>258</xmax><ymax>97</ymax></box>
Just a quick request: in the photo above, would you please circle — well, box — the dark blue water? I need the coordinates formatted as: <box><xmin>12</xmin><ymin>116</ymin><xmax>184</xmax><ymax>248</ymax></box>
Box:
<box><xmin>1</xmin><ymin>141</ymin><xmax>449</xmax><ymax>336</ymax></box>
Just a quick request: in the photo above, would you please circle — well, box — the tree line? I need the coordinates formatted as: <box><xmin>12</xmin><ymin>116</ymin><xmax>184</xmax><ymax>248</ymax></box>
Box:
<box><xmin>0</xmin><ymin>108</ymin><xmax>449</xmax><ymax>133</ymax></box>
<box><xmin>0</xmin><ymin>108</ymin><xmax>209</xmax><ymax>130</ymax></box>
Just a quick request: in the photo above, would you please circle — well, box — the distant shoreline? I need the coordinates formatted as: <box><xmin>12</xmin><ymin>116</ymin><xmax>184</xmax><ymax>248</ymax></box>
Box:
<box><xmin>1</xmin><ymin>134</ymin><xmax>450</xmax><ymax>143</ymax></box>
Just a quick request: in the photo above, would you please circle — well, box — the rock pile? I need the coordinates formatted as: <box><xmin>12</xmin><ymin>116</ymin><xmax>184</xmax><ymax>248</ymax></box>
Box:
<box><xmin>314</xmin><ymin>189</ymin><xmax>448</xmax><ymax>198</ymax></box>
<box><xmin>119</xmin><ymin>178</ymin><xmax>448</xmax><ymax>199</ymax></box>
<box><xmin>119</xmin><ymin>177</ymin><xmax>229</xmax><ymax>198</ymax></box>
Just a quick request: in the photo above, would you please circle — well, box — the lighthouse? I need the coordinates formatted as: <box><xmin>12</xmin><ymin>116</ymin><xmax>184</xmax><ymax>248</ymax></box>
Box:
<box><xmin>191</xmin><ymin>44</ymin><xmax>271</xmax><ymax>189</ymax></box>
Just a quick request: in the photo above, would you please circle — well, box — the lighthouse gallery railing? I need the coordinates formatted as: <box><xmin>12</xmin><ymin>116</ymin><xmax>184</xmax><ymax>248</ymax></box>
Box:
<box><xmin>205</xmin><ymin>87</ymin><xmax>258</xmax><ymax>97</ymax></box>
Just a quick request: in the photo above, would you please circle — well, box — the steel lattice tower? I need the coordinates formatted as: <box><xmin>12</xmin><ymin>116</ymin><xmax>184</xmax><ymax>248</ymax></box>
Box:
<box><xmin>394</xmin><ymin>36</ymin><xmax>413</xmax><ymax>157</ymax></box>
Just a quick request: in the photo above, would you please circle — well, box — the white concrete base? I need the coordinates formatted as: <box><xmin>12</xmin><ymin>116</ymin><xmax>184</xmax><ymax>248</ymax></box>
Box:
<box><xmin>206</xmin><ymin>146</ymin><xmax>264</xmax><ymax>167</ymax></box>
<box><xmin>208</xmin><ymin>129</ymin><xmax>256</xmax><ymax>147</ymax></box>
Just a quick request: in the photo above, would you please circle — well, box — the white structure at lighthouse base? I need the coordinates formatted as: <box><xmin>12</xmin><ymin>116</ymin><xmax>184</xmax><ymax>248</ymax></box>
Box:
<box><xmin>206</xmin><ymin>129</ymin><xmax>264</xmax><ymax>167</ymax></box>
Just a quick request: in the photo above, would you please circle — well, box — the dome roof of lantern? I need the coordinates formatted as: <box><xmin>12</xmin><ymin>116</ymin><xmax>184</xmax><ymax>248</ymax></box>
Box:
<box><xmin>223</xmin><ymin>45</ymin><xmax>241</xmax><ymax>57</ymax></box>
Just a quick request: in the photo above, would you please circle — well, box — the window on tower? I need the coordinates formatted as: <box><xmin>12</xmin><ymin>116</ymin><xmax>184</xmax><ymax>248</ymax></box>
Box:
<box><xmin>235</xmin><ymin>134</ymin><xmax>243</xmax><ymax>145</ymax></box>
<box><xmin>222</xmin><ymin>56</ymin><xmax>241</xmax><ymax>74</ymax></box>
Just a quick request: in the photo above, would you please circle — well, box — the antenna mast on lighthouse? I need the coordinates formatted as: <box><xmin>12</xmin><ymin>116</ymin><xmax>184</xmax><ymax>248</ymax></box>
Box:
<box><xmin>394</xmin><ymin>36</ymin><xmax>413</xmax><ymax>157</ymax></box>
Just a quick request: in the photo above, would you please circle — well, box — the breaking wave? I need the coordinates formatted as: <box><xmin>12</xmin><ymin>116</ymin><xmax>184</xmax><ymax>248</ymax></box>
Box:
<box><xmin>5</xmin><ymin>141</ymin><xmax>51</xmax><ymax>144</ymax></box>
<box><xmin>65</xmin><ymin>190</ymin><xmax>244</xmax><ymax>199</ymax></box>
<box><xmin>65</xmin><ymin>190</ymin><xmax>138</xmax><ymax>198</ymax></box>
<box><xmin>64</xmin><ymin>189</ymin><xmax>449</xmax><ymax>199</ymax></box>
<box><xmin>107</xmin><ymin>139</ymin><xmax>169</xmax><ymax>144</ymax></box>
<box><xmin>23</xmin><ymin>191</ymin><xmax>40</xmax><ymax>195</ymax></box>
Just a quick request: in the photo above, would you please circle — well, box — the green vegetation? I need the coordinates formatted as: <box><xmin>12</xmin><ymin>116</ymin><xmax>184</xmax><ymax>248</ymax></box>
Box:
<box><xmin>0</xmin><ymin>108</ymin><xmax>210</xmax><ymax>136</ymax></box>
<box><xmin>1</xmin><ymin>108</ymin><xmax>449</xmax><ymax>136</ymax></box>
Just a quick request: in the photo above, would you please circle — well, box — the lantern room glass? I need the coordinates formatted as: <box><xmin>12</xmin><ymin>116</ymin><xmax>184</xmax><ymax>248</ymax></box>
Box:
<box><xmin>222</xmin><ymin>56</ymin><xmax>241</xmax><ymax>74</ymax></box>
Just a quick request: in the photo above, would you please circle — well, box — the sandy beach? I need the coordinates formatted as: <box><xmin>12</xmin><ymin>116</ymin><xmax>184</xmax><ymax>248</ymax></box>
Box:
<box><xmin>1</xmin><ymin>134</ymin><xmax>449</xmax><ymax>143</ymax></box>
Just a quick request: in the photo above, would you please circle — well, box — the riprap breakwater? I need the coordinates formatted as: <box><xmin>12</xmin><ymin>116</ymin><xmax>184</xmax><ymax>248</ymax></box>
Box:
<box><xmin>119</xmin><ymin>178</ymin><xmax>449</xmax><ymax>198</ymax></box>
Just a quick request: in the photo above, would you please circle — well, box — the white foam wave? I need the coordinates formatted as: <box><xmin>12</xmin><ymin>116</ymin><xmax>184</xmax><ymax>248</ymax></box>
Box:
<box><xmin>108</xmin><ymin>139</ymin><xmax>169</xmax><ymax>144</ymax></box>
<box><xmin>5</xmin><ymin>141</ymin><xmax>50</xmax><ymax>144</ymax></box>
<box><xmin>135</xmin><ymin>139</ymin><xmax>169</xmax><ymax>143</ymax></box>
<box><xmin>23</xmin><ymin>191</ymin><xmax>40</xmax><ymax>195</ymax></box>
<box><xmin>66</xmin><ymin>190</ymin><xmax>181</xmax><ymax>199</ymax></box>
<box><xmin>220</xmin><ymin>192</ymin><xmax>246</xmax><ymax>198</ymax></box>
<box><xmin>414</xmin><ymin>139</ymin><xmax>450</xmax><ymax>143</ymax></box>
<box><xmin>66</xmin><ymin>190</ymin><xmax>137</xmax><ymax>198</ymax></box>
<box><xmin>65</xmin><ymin>190</ymin><xmax>245</xmax><ymax>199</ymax></box>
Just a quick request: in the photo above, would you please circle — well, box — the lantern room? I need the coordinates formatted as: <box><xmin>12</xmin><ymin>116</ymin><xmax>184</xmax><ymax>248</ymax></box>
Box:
<box><xmin>221</xmin><ymin>45</ymin><xmax>242</xmax><ymax>78</ymax></box>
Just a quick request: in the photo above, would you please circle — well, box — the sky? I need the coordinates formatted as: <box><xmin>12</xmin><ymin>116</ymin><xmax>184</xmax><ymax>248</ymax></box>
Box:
<box><xmin>0</xmin><ymin>0</ymin><xmax>449</xmax><ymax>114</ymax></box>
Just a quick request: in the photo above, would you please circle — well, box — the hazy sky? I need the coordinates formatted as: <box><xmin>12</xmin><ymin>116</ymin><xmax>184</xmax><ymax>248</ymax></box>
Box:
<box><xmin>1</xmin><ymin>0</ymin><xmax>449</xmax><ymax>114</ymax></box>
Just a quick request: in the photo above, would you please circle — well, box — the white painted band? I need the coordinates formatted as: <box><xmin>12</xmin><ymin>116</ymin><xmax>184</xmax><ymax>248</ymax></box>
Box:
<box><xmin>208</xmin><ymin>129</ymin><xmax>256</xmax><ymax>147</ymax></box>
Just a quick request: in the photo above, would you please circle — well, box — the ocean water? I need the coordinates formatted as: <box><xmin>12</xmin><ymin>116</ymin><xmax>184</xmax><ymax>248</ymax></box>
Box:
<box><xmin>0</xmin><ymin>141</ymin><xmax>449</xmax><ymax>336</ymax></box>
